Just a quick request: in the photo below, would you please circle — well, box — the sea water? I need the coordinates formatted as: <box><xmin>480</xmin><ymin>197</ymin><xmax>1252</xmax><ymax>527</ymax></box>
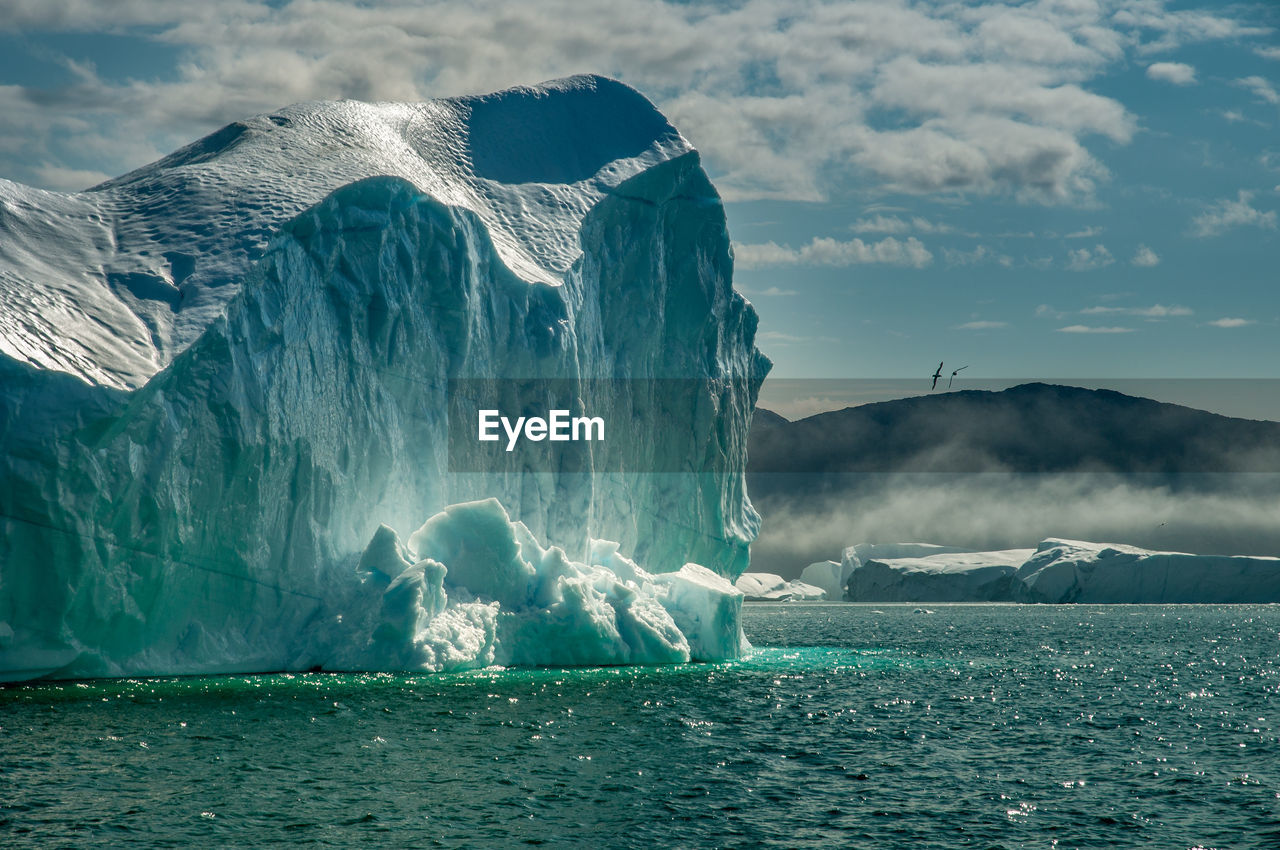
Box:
<box><xmin>3</xmin><ymin>604</ymin><xmax>1278</xmax><ymax>848</ymax></box>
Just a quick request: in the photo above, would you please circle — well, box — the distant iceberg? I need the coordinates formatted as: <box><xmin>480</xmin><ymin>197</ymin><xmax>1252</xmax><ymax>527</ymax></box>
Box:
<box><xmin>0</xmin><ymin>76</ymin><xmax>767</xmax><ymax>680</ymax></box>
<box><xmin>839</xmin><ymin>539</ymin><xmax>1280</xmax><ymax>603</ymax></box>
<box><xmin>734</xmin><ymin>573</ymin><xmax>826</xmax><ymax>601</ymax></box>
<box><xmin>846</xmin><ymin>549</ymin><xmax>1031</xmax><ymax>602</ymax></box>
<box><xmin>797</xmin><ymin>560</ymin><xmax>847</xmax><ymax>600</ymax></box>
<box><xmin>1016</xmin><ymin>539</ymin><xmax>1280</xmax><ymax>603</ymax></box>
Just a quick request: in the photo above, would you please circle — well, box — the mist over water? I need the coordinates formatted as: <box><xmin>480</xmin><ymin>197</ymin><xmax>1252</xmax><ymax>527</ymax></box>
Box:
<box><xmin>748</xmin><ymin>473</ymin><xmax>1280</xmax><ymax>577</ymax></box>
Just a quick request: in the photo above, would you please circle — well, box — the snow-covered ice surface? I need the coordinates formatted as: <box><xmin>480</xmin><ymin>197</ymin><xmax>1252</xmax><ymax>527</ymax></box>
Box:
<box><xmin>838</xmin><ymin>543</ymin><xmax>974</xmax><ymax>601</ymax></box>
<box><xmin>0</xmin><ymin>76</ymin><xmax>767</xmax><ymax>680</ymax></box>
<box><xmin>734</xmin><ymin>573</ymin><xmax>826</xmax><ymax>601</ymax></box>
<box><xmin>0</xmin><ymin>76</ymin><xmax>690</xmax><ymax>390</ymax></box>
<box><xmin>843</xmin><ymin>542</ymin><xmax>975</xmax><ymax>567</ymax></box>
<box><xmin>840</xmin><ymin>539</ymin><xmax>1280</xmax><ymax>603</ymax></box>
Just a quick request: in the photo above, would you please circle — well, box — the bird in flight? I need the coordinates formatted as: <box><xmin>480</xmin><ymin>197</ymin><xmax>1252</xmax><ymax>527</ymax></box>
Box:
<box><xmin>931</xmin><ymin>362</ymin><xmax>944</xmax><ymax>390</ymax></box>
<box><xmin>948</xmin><ymin>365</ymin><xmax>968</xmax><ymax>389</ymax></box>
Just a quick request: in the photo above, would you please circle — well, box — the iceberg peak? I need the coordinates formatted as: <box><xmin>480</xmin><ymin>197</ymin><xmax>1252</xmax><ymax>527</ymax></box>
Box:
<box><xmin>1</xmin><ymin>76</ymin><xmax>694</xmax><ymax>390</ymax></box>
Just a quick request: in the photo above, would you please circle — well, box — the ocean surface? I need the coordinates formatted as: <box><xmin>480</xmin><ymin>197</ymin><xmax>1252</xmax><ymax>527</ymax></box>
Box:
<box><xmin>3</xmin><ymin>604</ymin><xmax>1278</xmax><ymax>848</ymax></box>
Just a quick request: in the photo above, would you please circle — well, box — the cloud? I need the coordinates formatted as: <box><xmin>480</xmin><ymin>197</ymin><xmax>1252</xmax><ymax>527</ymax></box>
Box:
<box><xmin>734</xmin><ymin>236</ymin><xmax>932</xmax><ymax>270</ymax></box>
<box><xmin>1131</xmin><ymin>245</ymin><xmax>1160</xmax><ymax>266</ymax></box>
<box><xmin>1135</xmin><ymin>304</ymin><xmax>1189</xmax><ymax>317</ymax></box>
<box><xmin>1259</xmin><ymin>47</ymin><xmax>1280</xmax><ymax>61</ymax></box>
<box><xmin>1236</xmin><ymin>76</ymin><xmax>1280</xmax><ymax>105</ymax></box>
<box><xmin>1065</xmin><ymin>243</ymin><xmax>1114</xmax><ymax>271</ymax></box>
<box><xmin>1146</xmin><ymin>62</ymin><xmax>1197</xmax><ymax>85</ymax></box>
<box><xmin>0</xmin><ymin>0</ymin><xmax>1264</xmax><ymax>204</ymax></box>
<box><xmin>851</xmin><ymin>214</ymin><xmax>953</xmax><ymax>234</ymax></box>
<box><xmin>757</xmin><ymin>330</ymin><xmax>808</xmax><ymax>343</ymax></box>
<box><xmin>943</xmin><ymin>244</ymin><xmax>1013</xmax><ymax>267</ymax></box>
<box><xmin>1191</xmin><ymin>190</ymin><xmax>1278</xmax><ymax>237</ymax></box>
<box><xmin>1113</xmin><ymin>3</ymin><xmax>1271</xmax><ymax>54</ymax></box>
<box><xmin>759</xmin><ymin>286</ymin><xmax>798</xmax><ymax>297</ymax></box>
<box><xmin>954</xmin><ymin>320</ymin><xmax>1007</xmax><ymax>330</ymax></box>
<box><xmin>1035</xmin><ymin>304</ymin><xmax>1067</xmax><ymax>319</ymax></box>
<box><xmin>1057</xmin><ymin>325</ymin><xmax>1135</xmax><ymax>334</ymax></box>
<box><xmin>1065</xmin><ymin>225</ymin><xmax>1102</xmax><ymax>239</ymax></box>
<box><xmin>1081</xmin><ymin>304</ymin><xmax>1190</xmax><ymax>318</ymax></box>
<box><xmin>1207</xmin><ymin>317</ymin><xmax>1254</xmax><ymax>328</ymax></box>
<box><xmin>29</xmin><ymin>162</ymin><xmax>112</xmax><ymax>191</ymax></box>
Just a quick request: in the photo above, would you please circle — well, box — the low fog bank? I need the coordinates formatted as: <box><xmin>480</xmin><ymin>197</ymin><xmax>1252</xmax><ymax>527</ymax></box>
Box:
<box><xmin>747</xmin><ymin>474</ymin><xmax>1280</xmax><ymax>578</ymax></box>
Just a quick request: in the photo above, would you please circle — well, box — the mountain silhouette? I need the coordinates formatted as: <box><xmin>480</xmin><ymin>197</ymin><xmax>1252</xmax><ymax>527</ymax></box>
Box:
<box><xmin>748</xmin><ymin>383</ymin><xmax>1280</xmax><ymax>475</ymax></box>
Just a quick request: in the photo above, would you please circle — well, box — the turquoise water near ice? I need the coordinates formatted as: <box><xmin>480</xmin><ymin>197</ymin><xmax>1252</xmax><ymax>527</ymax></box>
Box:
<box><xmin>3</xmin><ymin>604</ymin><xmax>1279</xmax><ymax>848</ymax></box>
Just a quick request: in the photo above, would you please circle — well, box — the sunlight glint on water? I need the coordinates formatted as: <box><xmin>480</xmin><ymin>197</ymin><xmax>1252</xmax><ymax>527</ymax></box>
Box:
<box><xmin>3</xmin><ymin>604</ymin><xmax>1278</xmax><ymax>848</ymax></box>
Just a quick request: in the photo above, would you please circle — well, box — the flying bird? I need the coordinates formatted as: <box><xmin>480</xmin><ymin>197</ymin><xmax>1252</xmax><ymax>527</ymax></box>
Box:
<box><xmin>948</xmin><ymin>365</ymin><xmax>968</xmax><ymax>389</ymax></box>
<box><xmin>931</xmin><ymin>362</ymin><xmax>944</xmax><ymax>390</ymax></box>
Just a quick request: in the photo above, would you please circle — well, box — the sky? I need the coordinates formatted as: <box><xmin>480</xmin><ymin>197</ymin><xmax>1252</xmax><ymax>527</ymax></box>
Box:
<box><xmin>0</xmin><ymin>0</ymin><xmax>1277</xmax><ymax>400</ymax></box>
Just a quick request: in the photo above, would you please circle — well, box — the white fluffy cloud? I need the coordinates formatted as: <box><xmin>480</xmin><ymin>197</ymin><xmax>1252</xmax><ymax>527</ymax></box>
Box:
<box><xmin>1146</xmin><ymin>62</ymin><xmax>1196</xmax><ymax>85</ymax></box>
<box><xmin>1082</xmin><ymin>303</ymin><xmax>1191</xmax><ymax>317</ymax></box>
<box><xmin>1236</xmin><ymin>76</ymin><xmax>1280</xmax><ymax>105</ymax></box>
<box><xmin>734</xmin><ymin>236</ymin><xmax>933</xmax><ymax>269</ymax></box>
<box><xmin>1066</xmin><ymin>243</ymin><xmax>1115</xmax><ymax>271</ymax></box>
<box><xmin>1131</xmin><ymin>245</ymin><xmax>1160</xmax><ymax>266</ymax></box>
<box><xmin>852</xmin><ymin>214</ymin><xmax>953</xmax><ymax>234</ymax></box>
<box><xmin>1191</xmin><ymin>190</ymin><xmax>1278</xmax><ymax>237</ymax></box>
<box><xmin>1057</xmin><ymin>324</ymin><xmax>1135</xmax><ymax>333</ymax></box>
<box><xmin>943</xmin><ymin>244</ymin><xmax>1014</xmax><ymax>267</ymax></box>
<box><xmin>1207</xmin><ymin>317</ymin><xmax>1254</xmax><ymax>328</ymax></box>
<box><xmin>0</xmin><ymin>0</ymin><xmax>1267</xmax><ymax>204</ymax></box>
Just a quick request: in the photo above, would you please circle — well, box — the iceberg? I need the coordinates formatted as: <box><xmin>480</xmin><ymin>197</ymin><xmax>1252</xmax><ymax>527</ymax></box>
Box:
<box><xmin>734</xmin><ymin>573</ymin><xmax>827</xmax><ymax>601</ymax></box>
<box><xmin>1016</xmin><ymin>539</ymin><xmax>1280</xmax><ymax>603</ymax></box>
<box><xmin>845</xmin><ymin>549</ymin><xmax>1033</xmax><ymax>602</ymax></box>
<box><xmin>798</xmin><ymin>560</ymin><xmax>848</xmax><ymax>600</ymax></box>
<box><xmin>836</xmin><ymin>538</ymin><xmax>1280</xmax><ymax>603</ymax></box>
<box><xmin>0</xmin><ymin>76</ymin><xmax>768</xmax><ymax>680</ymax></box>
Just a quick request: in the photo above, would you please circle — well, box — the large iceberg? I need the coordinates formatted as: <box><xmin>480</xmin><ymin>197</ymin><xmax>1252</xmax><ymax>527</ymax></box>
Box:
<box><xmin>0</xmin><ymin>76</ymin><xmax>768</xmax><ymax>680</ymax></box>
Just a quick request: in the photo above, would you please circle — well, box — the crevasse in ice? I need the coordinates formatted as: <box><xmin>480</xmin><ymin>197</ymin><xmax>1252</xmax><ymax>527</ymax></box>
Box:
<box><xmin>0</xmin><ymin>75</ymin><xmax>768</xmax><ymax>680</ymax></box>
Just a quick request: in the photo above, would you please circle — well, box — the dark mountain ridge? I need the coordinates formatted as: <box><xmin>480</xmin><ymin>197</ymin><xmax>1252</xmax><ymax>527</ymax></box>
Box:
<box><xmin>748</xmin><ymin>383</ymin><xmax>1280</xmax><ymax>475</ymax></box>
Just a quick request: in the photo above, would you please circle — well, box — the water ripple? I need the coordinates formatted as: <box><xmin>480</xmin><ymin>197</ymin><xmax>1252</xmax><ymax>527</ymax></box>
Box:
<box><xmin>2</xmin><ymin>604</ymin><xmax>1278</xmax><ymax>847</ymax></box>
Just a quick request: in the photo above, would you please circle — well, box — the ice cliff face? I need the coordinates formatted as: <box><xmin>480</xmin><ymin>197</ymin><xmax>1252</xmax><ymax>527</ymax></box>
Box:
<box><xmin>0</xmin><ymin>76</ymin><xmax>768</xmax><ymax>680</ymax></box>
<box><xmin>845</xmin><ymin>549</ymin><xmax>1032</xmax><ymax>602</ymax></box>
